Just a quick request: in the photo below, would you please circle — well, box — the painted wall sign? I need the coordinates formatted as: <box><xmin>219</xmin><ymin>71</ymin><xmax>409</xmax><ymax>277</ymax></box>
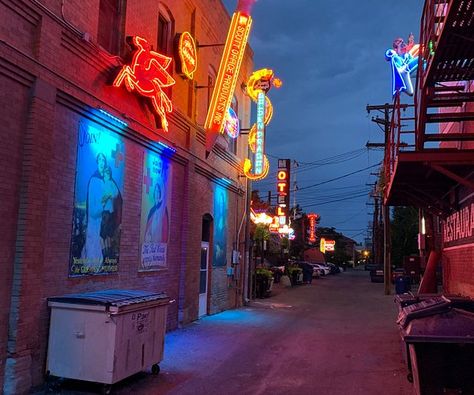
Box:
<box><xmin>385</xmin><ymin>33</ymin><xmax>419</xmax><ymax>97</ymax></box>
<box><xmin>224</xmin><ymin>107</ymin><xmax>240</xmax><ymax>138</ymax></box>
<box><xmin>204</xmin><ymin>12</ymin><xmax>252</xmax><ymax>153</ymax></box>
<box><xmin>307</xmin><ymin>213</ymin><xmax>319</xmax><ymax>244</ymax></box>
<box><xmin>175</xmin><ymin>31</ymin><xmax>197</xmax><ymax>79</ymax></box>
<box><xmin>139</xmin><ymin>151</ymin><xmax>172</xmax><ymax>271</ymax></box>
<box><xmin>70</xmin><ymin>121</ymin><xmax>125</xmax><ymax>276</ymax></box>
<box><xmin>276</xmin><ymin>159</ymin><xmax>291</xmax><ymax>229</ymax></box>
<box><xmin>113</xmin><ymin>36</ymin><xmax>175</xmax><ymax>132</ymax></box>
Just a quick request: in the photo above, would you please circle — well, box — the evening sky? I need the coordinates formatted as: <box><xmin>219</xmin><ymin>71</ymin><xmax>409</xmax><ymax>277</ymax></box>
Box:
<box><xmin>222</xmin><ymin>0</ymin><xmax>422</xmax><ymax>243</ymax></box>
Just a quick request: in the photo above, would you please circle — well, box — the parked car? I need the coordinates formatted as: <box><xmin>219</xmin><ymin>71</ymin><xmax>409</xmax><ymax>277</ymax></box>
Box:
<box><xmin>312</xmin><ymin>263</ymin><xmax>331</xmax><ymax>276</ymax></box>
<box><xmin>326</xmin><ymin>262</ymin><xmax>341</xmax><ymax>274</ymax></box>
<box><xmin>370</xmin><ymin>265</ymin><xmax>384</xmax><ymax>283</ymax></box>
<box><xmin>365</xmin><ymin>263</ymin><xmax>379</xmax><ymax>271</ymax></box>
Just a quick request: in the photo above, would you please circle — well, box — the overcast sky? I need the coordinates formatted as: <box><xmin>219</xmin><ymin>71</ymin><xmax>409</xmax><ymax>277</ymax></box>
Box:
<box><xmin>222</xmin><ymin>1</ymin><xmax>422</xmax><ymax>243</ymax></box>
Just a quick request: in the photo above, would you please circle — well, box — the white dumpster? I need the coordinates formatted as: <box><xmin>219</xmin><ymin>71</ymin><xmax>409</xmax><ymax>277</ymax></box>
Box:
<box><xmin>46</xmin><ymin>289</ymin><xmax>169</xmax><ymax>388</ymax></box>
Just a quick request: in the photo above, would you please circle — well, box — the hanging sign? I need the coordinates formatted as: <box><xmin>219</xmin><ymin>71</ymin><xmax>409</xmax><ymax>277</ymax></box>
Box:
<box><xmin>385</xmin><ymin>33</ymin><xmax>419</xmax><ymax>97</ymax></box>
<box><xmin>204</xmin><ymin>12</ymin><xmax>252</xmax><ymax>153</ymax></box>
<box><xmin>113</xmin><ymin>36</ymin><xmax>175</xmax><ymax>132</ymax></box>
<box><xmin>175</xmin><ymin>31</ymin><xmax>197</xmax><ymax>79</ymax></box>
<box><xmin>276</xmin><ymin>159</ymin><xmax>291</xmax><ymax>229</ymax></box>
<box><xmin>243</xmin><ymin>68</ymin><xmax>281</xmax><ymax>180</ymax></box>
<box><xmin>224</xmin><ymin>107</ymin><xmax>240</xmax><ymax>138</ymax></box>
<box><xmin>307</xmin><ymin>213</ymin><xmax>319</xmax><ymax>244</ymax></box>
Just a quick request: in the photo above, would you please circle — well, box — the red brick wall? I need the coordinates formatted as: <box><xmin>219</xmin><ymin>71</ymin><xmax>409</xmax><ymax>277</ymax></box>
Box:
<box><xmin>443</xmin><ymin>245</ymin><xmax>474</xmax><ymax>297</ymax></box>
<box><xmin>1</xmin><ymin>0</ymin><xmax>251</xmax><ymax>392</ymax></box>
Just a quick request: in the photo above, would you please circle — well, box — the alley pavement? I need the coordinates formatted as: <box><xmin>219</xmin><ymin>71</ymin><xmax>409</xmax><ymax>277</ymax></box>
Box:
<box><xmin>41</xmin><ymin>268</ymin><xmax>412</xmax><ymax>395</ymax></box>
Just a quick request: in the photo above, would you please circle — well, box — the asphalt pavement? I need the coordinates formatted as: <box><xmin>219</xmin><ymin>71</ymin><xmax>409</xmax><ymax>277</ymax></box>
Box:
<box><xmin>43</xmin><ymin>268</ymin><xmax>412</xmax><ymax>395</ymax></box>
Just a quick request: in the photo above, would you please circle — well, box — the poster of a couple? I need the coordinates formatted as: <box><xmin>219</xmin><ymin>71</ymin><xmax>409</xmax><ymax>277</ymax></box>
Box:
<box><xmin>69</xmin><ymin>122</ymin><xmax>125</xmax><ymax>276</ymax></box>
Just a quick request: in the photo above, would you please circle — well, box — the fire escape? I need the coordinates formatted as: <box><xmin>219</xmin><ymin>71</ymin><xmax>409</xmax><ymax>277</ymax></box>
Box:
<box><xmin>384</xmin><ymin>0</ymin><xmax>474</xmax><ymax>217</ymax></box>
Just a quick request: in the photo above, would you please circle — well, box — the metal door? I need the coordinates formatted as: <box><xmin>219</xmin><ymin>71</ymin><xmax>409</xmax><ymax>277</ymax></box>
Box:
<box><xmin>199</xmin><ymin>242</ymin><xmax>209</xmax><ymax>317</ymax></box>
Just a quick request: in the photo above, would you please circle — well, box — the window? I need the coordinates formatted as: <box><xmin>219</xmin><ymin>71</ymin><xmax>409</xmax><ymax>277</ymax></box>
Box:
<box><xmin>157</xmin><ymin>10</ymin><xmax>173</xmax><ymax>56</ymax></box>
<box><xmin>98</xmin><ymin>0</ymin><xmax>124</xmax><ymax>54</ymax></box>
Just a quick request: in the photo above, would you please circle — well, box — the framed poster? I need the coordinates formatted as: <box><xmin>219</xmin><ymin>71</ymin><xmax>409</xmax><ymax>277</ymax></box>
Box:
<box><xmin>70</xmin><ymin>122</ymin><xmax>125</xmax><ymax>276</ymax></box>
<box><xmin>139</xmin><ymin>151</ymin><xmax>171</xmax><ymax>271</ymax></box>
<box><xmin>213</xmin><ymin>185</ymin><xmax>228</xmax><ymax>266</ymax></box>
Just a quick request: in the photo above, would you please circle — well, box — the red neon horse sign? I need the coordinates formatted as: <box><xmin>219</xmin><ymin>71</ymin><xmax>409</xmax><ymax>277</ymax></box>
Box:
<box><xmin>113</xmin><ymin>36</ymin><xmax>175</xmax><ymax>132</ymax></box>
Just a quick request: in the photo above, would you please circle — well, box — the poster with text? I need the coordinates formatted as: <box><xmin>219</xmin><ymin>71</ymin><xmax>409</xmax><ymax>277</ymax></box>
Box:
<box><xmin>139</xmin><ymin>151</ymin><xmax>171</xmax><ymax>271</ymax></box>
<box><xmin>69</xmin><ymin>122</ymin><xmax>125</xmax><ymax>276</ymax></box>
<box><xmin>213</xmin><ymin>185</ymin><xmax>228</xmax><ymax>266</ymax></box>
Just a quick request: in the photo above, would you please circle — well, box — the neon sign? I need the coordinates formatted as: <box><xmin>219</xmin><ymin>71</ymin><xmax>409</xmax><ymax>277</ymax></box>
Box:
<box><xmin>176</xmin><ymin>31</ymin><xmax>197</xmax><ymax>79</ymax></box>
<box><xmin>385</xmin><ymin>34</ymin><xmax>419</xmax><ymax>97</ymax></box>
<box><xmin>307</xmin><ymin>213</ymin><xmax>319</xmax><ymax>244</ymax></box>
<box><xmin>254</xmin><ymin>92</ymin><xmax>265</xmax><ymax>174</ymax></box>
<box><xmin>320</xmin><ymin>238</ymin><xmax>335</xmax><ymax>252</ymax></box>
<box><xmin>204</xmin><ymin>12</ymin><xmax>252</xmax><ymax>153</ymax></box>
<box><xmin>224</xmin><ymin>107</ymin><xmax>240</xmax><ymax>139</ymax></box>
<box><xmin>276</xmin><ymin>159</ymin><xmax>291</xmax><ymax>229</ymax></box>
<box><xmin>113</xmin><ymin>36</ymin><xmax>175</xmax><ymax>132</ymax></box>
<box><xmin>243</xmin><ymin>69</ymin><xmax>280</xmax><ymax>180</ymax></box>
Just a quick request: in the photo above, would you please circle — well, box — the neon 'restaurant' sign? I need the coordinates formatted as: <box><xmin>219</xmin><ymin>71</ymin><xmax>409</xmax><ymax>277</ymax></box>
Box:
<box><xmin>243</xmin><ymin>69</ymin><xmax>281</xmax><ymax>180</ymax></box>
<box><xmin>113</xmin><ymin>36</ymin><xmax>175</xmax><ymax>132</ymax></box>
<box><xmin>307</xmin><ymin>213</ymin><xmax>319</xmax><ymax>244</ymax></box>
<box><xmin>204</xmin><ymin>12</ymin><xmax>252</xmax><ymax>153</ymax></box>
<box><xmin>176</xmin><ymin>31</ymin><xmax>197</xmax><ymax>79</ymax></box>
<box><xmin>385</xmin><ymin>33</ymin><xmax>419</xmax><ymax>97</ymax></box>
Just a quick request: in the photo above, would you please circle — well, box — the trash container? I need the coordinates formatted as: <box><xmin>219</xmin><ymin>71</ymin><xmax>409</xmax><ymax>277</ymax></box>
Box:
<box><xmin>46</xmin><ymin>289</ymin><xmax>170</xmax><ymax>389</ymax></box>
<box><xmin>396</xmin><ymin>295</ymin><xmax>474</xmax><ymax>395</ymax></box>
<box><xmin>395</xmin><ymin>276</ymin><xmax>411</xmax><ymax>294</ymax></box>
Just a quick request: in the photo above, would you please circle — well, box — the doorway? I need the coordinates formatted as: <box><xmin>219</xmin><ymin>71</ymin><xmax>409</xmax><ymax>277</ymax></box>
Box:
<box><xmin>199</xmin><ymin>214</ymin><xmax>212</xmax><ymax>317</ymax></box>
<box><xmin>199</xmin><ymin>241</ymin><xmax>209</xmax><ymax>317</ymax></box>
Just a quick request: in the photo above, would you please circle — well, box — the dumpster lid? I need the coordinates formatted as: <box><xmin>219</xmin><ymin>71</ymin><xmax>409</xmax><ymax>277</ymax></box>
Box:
<box><xmin>403</xmin><ymin>308</ymin><xmax>474</xmax><ymax>343</ymax></box>
<box><xmin>48</xmin><ymin>289</ymin><xmax>169</xmax><ymax>307</ymax></box>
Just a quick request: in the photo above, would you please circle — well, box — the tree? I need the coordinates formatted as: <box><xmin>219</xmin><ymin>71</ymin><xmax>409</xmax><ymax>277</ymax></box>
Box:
<box><xmin>391</xmin><ymin>206</ymin><xmax>418</xmax><ymax>267</ymax></box>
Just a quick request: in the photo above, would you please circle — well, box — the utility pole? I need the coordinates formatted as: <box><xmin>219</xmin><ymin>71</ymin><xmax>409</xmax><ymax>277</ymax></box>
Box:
<box><xmin>366</xmin><ymin>103</ymin><xmax>393</xmax><ymax>295</ymax></box>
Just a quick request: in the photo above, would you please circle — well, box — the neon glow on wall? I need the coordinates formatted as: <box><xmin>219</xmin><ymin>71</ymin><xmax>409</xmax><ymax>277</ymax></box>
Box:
<box><xmin>385</xmin><ymin>34</ymin><xmax>419</xmax><ymax>97</ymax></box>
<box><xmin>204</xmin><ymin>12</ymin><xmax>252</xmax><ymax>153</ymax></box>
<box><xmin>113</xmin><ymin>36</ymin><xmax>175</xmax><ymax>132</ymax></box>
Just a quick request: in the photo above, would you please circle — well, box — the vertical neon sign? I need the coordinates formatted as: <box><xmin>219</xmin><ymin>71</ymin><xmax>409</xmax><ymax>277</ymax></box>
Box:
<box><xmin>204</xmin><ymin>12</ymin><xmax>252</xmax><ymax>153</ymax></box>
<box><xmin>307</xmin><ymin>213</ymin><xmax>319</xmax><ymax>244</ymax></box>
<box><xmin>254</xmin><ymin>92</ymin><xmax>266</xmax><ymax>175</ymax></box>
<box><xmin>276</xmin><ymin>159</ymin><xmax>291</xmax><ymax>229</ymax></box>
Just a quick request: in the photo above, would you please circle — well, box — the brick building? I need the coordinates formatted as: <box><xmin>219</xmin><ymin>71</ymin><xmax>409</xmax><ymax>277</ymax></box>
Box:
<box><xmin>0</xmin><ymin>0</ymin><xmax>254</xmax><ymax>392</ymax></box>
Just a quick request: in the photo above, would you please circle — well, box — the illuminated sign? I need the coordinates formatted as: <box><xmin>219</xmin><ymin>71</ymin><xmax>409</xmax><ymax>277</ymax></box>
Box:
<box><xmin>224</xmin><ymin>107</ymin><xmax>240</xmax><ymax>138</ymax></box>
<box><xmin>320</xmin><ymin>238</ymin><xmax>335</xmax><ymax>252</ymax></box>
<box><xmin>243</xmin><ymin>69</ymin><xmax>281</xmax><ymax>180</ymax></box>
<box><xmin>307</xmin><ymin>213</ymin><xmax>319</xmax><ymax>244</ymax></box>
<box><xmin>254</xmin><ymin>92</ymin><xmax>266</xmax><ymax>175</ymax></box>
<box><xmin>250</xmin><ymin>208</ymin><xmax>274</xmax><ymax>225</ymax></box>
<box><xmin>204</xmin><ymin>12</ymin><xmax>252</xmax><ymax>153</ymax></box>
<box><xmin>113</xmin><ymin>36</ymin><xmax>175</xmax><ymax>132</ymax></box>
<box><xmin>175</xmin><ymin>31</ymin><xmax>197</xmax><ymax>79</ymax></box>
<box><xmin>385</xmin><ymin>34</ymin><xmax>419</xmax><ymax>97</ymax></box>
<box><xmin>276</xmin><ymin>159</ymin><xmax>291</xmax><ymax>229</ymax></box>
